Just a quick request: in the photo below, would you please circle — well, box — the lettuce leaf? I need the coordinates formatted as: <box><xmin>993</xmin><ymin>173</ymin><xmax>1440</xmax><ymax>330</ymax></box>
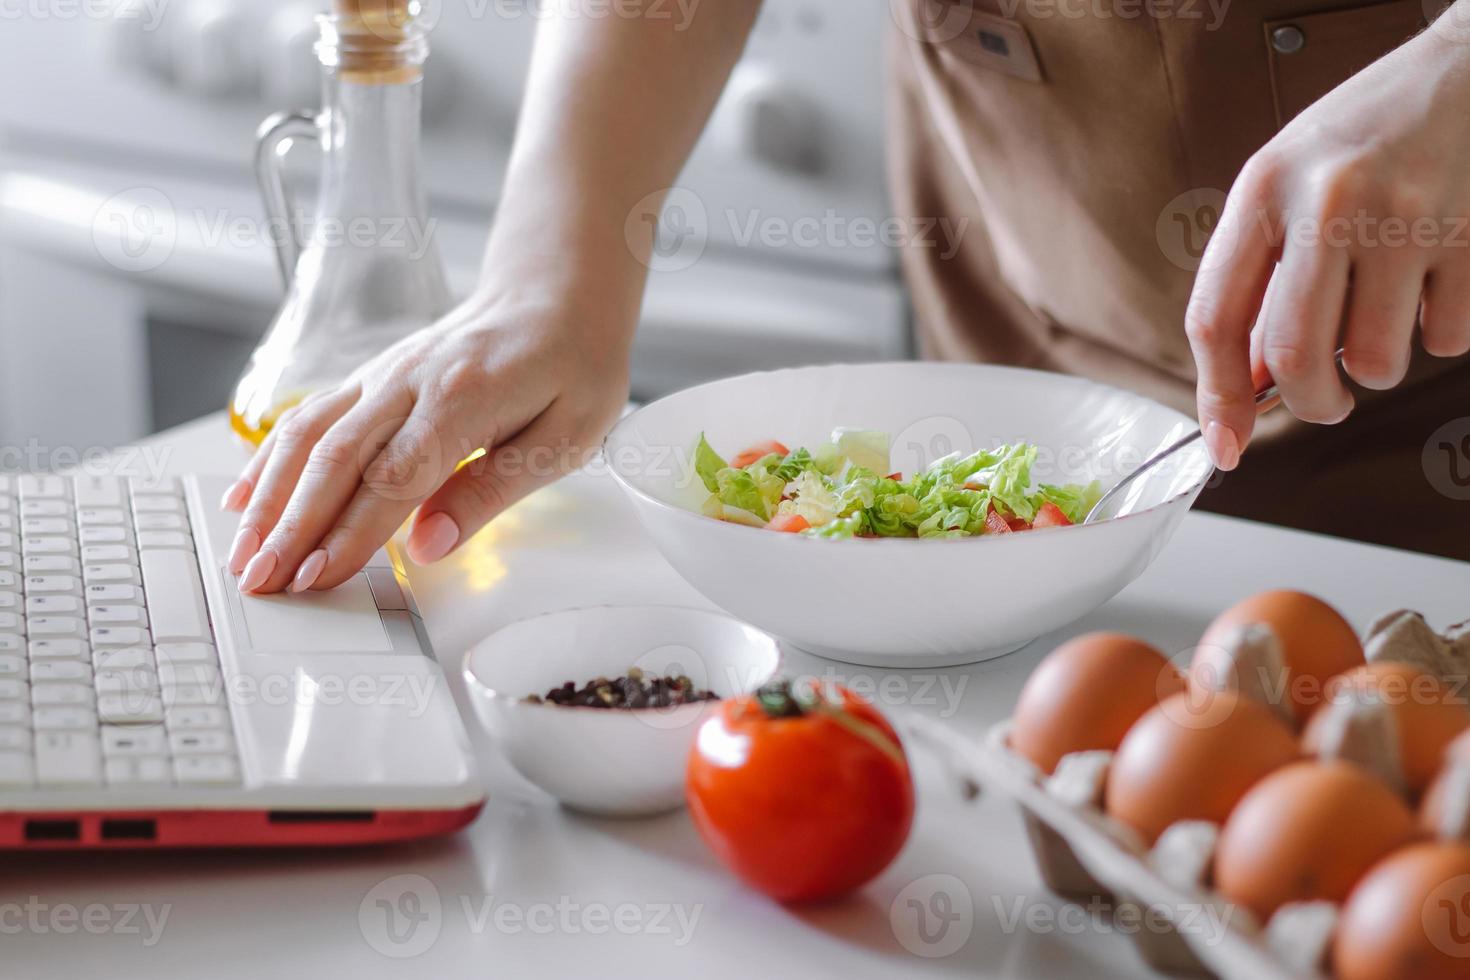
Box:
<box><xmin>1039</xmin><ymin>481</ymin><xmax>1103</xmax><ymax>525</ymax></box>
<box><xmin>693</xmin><ymin>433</ymin><xmax>727</xmax><ymax>493</ymax></box>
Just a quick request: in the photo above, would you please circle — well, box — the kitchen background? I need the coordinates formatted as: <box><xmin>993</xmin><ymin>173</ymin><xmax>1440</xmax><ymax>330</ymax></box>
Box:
<box><xmin>0</xmin><ymin>0</ymin><xmax>909</xmax><ymax>457</ymax></box>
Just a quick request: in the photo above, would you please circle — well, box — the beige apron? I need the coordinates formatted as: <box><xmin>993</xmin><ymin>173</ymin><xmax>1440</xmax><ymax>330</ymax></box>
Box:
<box><xmin>889</xmin><ymin>0</ymin><xmax>1470</xmax><ymax>559</ymax></box>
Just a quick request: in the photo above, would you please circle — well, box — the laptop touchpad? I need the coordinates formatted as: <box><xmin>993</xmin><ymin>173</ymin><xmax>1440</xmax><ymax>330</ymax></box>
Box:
<box><xmin>236</xmin><ymin>573</ymin><xmax>393</xmax><ymax>654</ymax></box>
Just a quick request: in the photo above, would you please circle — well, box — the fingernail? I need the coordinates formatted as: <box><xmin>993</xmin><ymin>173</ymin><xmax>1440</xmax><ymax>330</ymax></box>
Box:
<box><xmin>407</xmin><ymin>512</ymin><xmax>460</xmax><ymax>565</ymax></box>
<box><xmin>290</xmin><ymin>549</ymin><xmax>328</xmax><ymax>593</ymax></box>
<box><xmin>227</xmin><ymin>526</ymin><xmax>261</xmax><ymax>575</ymax></box>
<box><xmin>1205</xmin><ymin>421</ymin><xmax>1241</xmax><ymax>471</ymax></box>
<box><xmin>219</xmin><ymin>479</ymin><xmax>251</xmax><ymax>512</ymax></box>
<box><xmin>239</xmin><ymin>550</ymin><xmax>277</xmax><ymax>593</ymax></box>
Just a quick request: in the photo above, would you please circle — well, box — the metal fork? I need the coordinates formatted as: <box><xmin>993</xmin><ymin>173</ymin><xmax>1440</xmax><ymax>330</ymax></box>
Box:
<box><xmin>1084</xmin><ymin>351</ymin><xmax>1346</xmax><ymax>524</ymax></box>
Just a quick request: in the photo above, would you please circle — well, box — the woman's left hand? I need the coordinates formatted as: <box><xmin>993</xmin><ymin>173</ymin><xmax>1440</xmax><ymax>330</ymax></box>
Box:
<box><xmin>1187</xmin><ymin>10</ymin><xmax>1470</xmax><ymax>470</ymax></box>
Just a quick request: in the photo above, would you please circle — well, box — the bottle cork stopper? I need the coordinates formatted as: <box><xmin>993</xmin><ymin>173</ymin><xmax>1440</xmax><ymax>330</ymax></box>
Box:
<box><xmin>330</xmin><ymin>0</ymin><xmax>424</xmax><ymax>84</ymax></box>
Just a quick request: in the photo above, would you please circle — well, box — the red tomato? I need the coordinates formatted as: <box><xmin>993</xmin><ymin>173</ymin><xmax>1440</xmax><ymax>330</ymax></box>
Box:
<box><xmin>984</xmin><ymin>506</ymin><xmax>1012</xmax><ymax>535</ymax></box>
<box><xmin>686</xmin><ymin>682</ymin><xmax>915</xmax><ymax>903</ymax></box>
<box><xmin>765</xmin><ymin>513</ymin><xmax>810</xmax><ymax>533</ymax></box>
<box><xmin>1032</xmin><ymin>502</ymin><xmax>1073</xmax><ymax>528</ymax></box>
<box><xmin>1006</xmin><ymin>516</ymin><xmax>1033</xmax><ymax>531</ymax></box>
<box><xmin>730</xmin><ymin>441</ymin><xmax>790</xmax><ymax>469</ymax></box>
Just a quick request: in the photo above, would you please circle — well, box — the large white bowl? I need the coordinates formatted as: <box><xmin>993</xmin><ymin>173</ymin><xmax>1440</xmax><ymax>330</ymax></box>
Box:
<box><xmin>605</xmin><ymin>362</ymin><xmax>1213</xmax><ymax>668</ymax></box>
<box><xmin>463</xmin><ymin>605</ymin><xmax>782</xmax><ymax>816</ymax></box>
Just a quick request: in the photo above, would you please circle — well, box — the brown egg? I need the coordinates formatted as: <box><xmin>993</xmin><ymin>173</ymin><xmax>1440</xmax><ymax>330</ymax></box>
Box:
<box><xmin>1104</xmin><ymin>690</ymin><xmax>1299</xmax><ymax>845</ymax></box>
<box><xmin>1333</xmin><ymin>842</ymin><xmax>1470</xmax><ymax>980</ymax></box>
<box><xmin>1215</xmin><ymin>760</ymin><xmax>1418</xmax><ymax>923</ymax></box>
<box><xmin>1304</xmin><ymin>662</ymin><xmax>1470</xmax><ymax>797</ymax></box>
<box><xmin>1421</xmin><ymin>738</ymin><xmax>1470</xmax><ymax>839</ymax></box>
<box><xmin>1009</xmin><ymin>633</ymin><xmax>1186</xmax><ymax>775</ymax></box>
<box><xmin>1193</xmin><ymin>590</ymin><xmax>1365</xmax><ymax>726</ymax></box>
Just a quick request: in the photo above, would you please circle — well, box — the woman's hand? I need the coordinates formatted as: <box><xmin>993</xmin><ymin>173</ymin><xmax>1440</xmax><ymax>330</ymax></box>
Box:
<box><xmin>220</xmin><ymin>292</ymin><xmax>630</xmax><ymax>594</ymax></box>
<box><xmin>1186</xmin><ymin>14</ymin><xmax>1470</xmax><ymax>469</ymax></box>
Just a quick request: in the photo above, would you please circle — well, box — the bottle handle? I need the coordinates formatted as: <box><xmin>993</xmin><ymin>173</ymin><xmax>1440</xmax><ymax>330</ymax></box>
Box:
<box><xmin>254</xmin><ymin>109</ymin><xmax>321</xmax><ymax>289</ymax></box>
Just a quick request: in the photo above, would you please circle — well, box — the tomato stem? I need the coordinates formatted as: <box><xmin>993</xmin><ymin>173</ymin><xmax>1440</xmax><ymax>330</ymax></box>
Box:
<box><xmin>753</xmin><ymin>680</ymin><xmax>906</xmax><ymax>767</ymax></box>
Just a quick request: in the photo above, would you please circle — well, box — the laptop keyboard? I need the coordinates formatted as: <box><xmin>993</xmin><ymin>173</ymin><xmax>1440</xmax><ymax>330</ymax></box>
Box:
<box><xmin>0</xmin><ymin>474</ymin><xmax>240</xmax><ymax>790</ymax></box>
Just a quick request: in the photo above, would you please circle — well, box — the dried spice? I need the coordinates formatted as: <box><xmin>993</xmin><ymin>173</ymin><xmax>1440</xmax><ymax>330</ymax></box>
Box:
<box><xmin>524</xmin><ymin>667</ymin><xmax>717</xmax><ymax>709</ymax></box>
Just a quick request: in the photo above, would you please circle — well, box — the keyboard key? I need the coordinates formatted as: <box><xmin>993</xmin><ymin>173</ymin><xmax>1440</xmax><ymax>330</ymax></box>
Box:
<box><xmin>76</xmin><ymin>507</ymin><xmax>128</xmax><ymax>526</ymax></box>
<box><xmin>79</xmin><ymin>526</ymin><xmax>130</xmax><ymax>546</ymax></box>
<box><xmin>84</xmin><ymin>564</ymin><xmax>140</xmax><ymax>586</ymax></box>
<box><xmin>98</xmin><ymin>694</ymin><xmax>164</xmax><ymax>725</ymax></box>
<box><xmin>22</xmin><ymin>517</ymin><xmax>72</xmax><ymax>537</ymax></box>
<box><xmin>136</xmin><ymin>531</ymin><xmax>192</xmax><ymax>551</ymax></box>
<box><xmin>132</xmin><ymin>496</ymin><xmax>182</xmax><ymax>514</ymax></box>
<box><xmin>129</xmin><ymin>477</ymin><xmax>181</xmax><ymax>497</ymax></box>
<box><xmin>101</xmin><ymin>724</ymin><xmax>168</xmax><ymax>756</ymax></box>
<box><xmin>0</xmin><ymin>553</ymin><xmax>17</xmax><ymax>573</ymax></box>
<box><xmin>0</xmin><ymin>679</ymin><xmax>27</xmax><ymax>700</ymax></box>
<box><xmin>0</xmin><ymin>611</ymin><xmax>22</xmax><ymax>635</ymax></box>
<box><xmin>0</xmin><ymin>592</ymin><xmax>16</xmax><ymax>611</ymax></box>
<box><xmin>25</xmin><ymin>555</ymin><xmax>81</xmax><ymax>576</ymax></box>
<box><xmin>0</xmin><ymin>635</ymin><xmax>20</xmax><ymax>654</ymax></box>
<box><xmin>94</xmin><ymin>647</ymin><xmax>153</xmax><ymax>671</ymax></box>
<box><xmin>0</xmin><ymin>532</ymin><xmax>13</xmax><ymax>551</ymax></box>
<box><xmin>30</xmin><ymin>661</ymin><xmax>90</xmax><ymax>683</ymax></box>
<box><xmin>35</xmin><ymin>731</ymin><xmax>102</xmax><ymax>786</ymax></box>
<box><xmin>159</xmin><ymin>662</ymin><xmax>221</xmax><ymax>689</ymax></box>
<box><xmin>30</xmin><ymin>638</ymin><xmax>89</xmax><ymax>661</ymax></box>
<box><xmin>85</xmin><ymin>583</ymin><xmax>143</xmax><ymax>605</ymax></box>
<box><xmin>95</xmin><ymin>667</ymin><xmax>158</xmax><ymax>695</ymax></box>
<box><xmin>0</xmin><ymin>514</ymin><xmax>10</xmax><ymax>532</ymax></box>
<box><xmin>105</xmin><ymin>756</ymin><xmax>171</xmax><ymax>785</ymax></box>
<box><xmin>0</xmin><ymin>570</ymin><xmax>16</xmax><ymax>591</ymax></box>
<box><xmin>80</xmin><ymin>544</ymin><xmax>134</xmax><ymax>565</ymax></box>
<box><xmin>91</xmin><ymin>626</ymin><xmax>149</xmax><ymax>648</ymax></box>
<box><xmin>27</xmin><ymin>594</ymin><xmax>81</xmax><ymax>616</ymax></box>
<box><xmin>0</xmin><ymin>702</ymin><xmax>30</xmax><ymax>726</ymax></box>
<box><xmin>163</xmin><ymin>685</ymin><xmax>226</xmax><ymax>708</ymax></box>
<box><xmin>165</xmin><ymin>706</ymin><xmax>229</xmax><ymax>731</ymax></box>
<box><xmin>0</xmin><ymin>751</ymin><xmax>35</xmax><ymax>787</ymax></box>
<box><xmin>133</xmin><ymin>512</ymin><xmax>186</xmax><ymax>532</ymax></box>
<box><xmin>23</xmin><ymin>536</ymin><xmax>77</xmax><ymax>556</ymax></box>
<box><xmin>0</xmin><ymin>655</ymin><xmax>24</xmax><ymax>679</ymax></box>
<box><xmin>27</xmin><ymin>574</ymin><xmax>81</xmax><ymax>595</ymax></box>
<box><xmin>73</xmin><ymin>476</ymin><xmax>126</xmax><ymax>509</ymax></box>
<box><xmin>33</xmin><ymin>705</ymin><xmax>97</xmax><ymax>730</ymax></box>
<box><xmin>140</xmin><ymin>550</ymin><xmax>211</xmax><ymax>644</ymax></box>
<box><xmin>0</xmin><ymin>728</ymin><xmax>31</xmax><ymax>752</ymax></box>
<box><xmin>155</xmin><ymin>642</ymin><xmax>217</xmax><ymax>666</ymax></box>
<box><xmin>173</xmin><ymin>754</ymin><xmax>238</xmax><ymax>785</ymax></box>
<box><xmin>32</xmin><ymin>683</ymin><xmax>93</xmax><ymax>707</ymax></box>
<box><xmin>31</xmin><ymin>616</ymin><xmax>86</xmax><ymax>638</ymax></box>
<box><xmin>169</xmin><ymin>730</ymin><xmax>234</xmax><ymax>755</ymax></box>
<box><xmin>89</xmin><ymin>605</ymin><xmax>148</xmax><ymax>628</ymax></box>
<box><xmin>19</xmin><ymin>475</ymin><xmax>69</xmax><ymax>499</ymax></box>
<box><xmin>20</xmin><ymin>500</ymin><xmax>69</xmax><ymax>518</ymax></box>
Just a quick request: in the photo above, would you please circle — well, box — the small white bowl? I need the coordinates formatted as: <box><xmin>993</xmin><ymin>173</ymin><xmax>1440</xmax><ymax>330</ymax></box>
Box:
<box><xmin>605</xmin><ymin>362</ymin><xmax>1213</xmax><ymax>668</ymax></box>
<box><xmin>462</xmin><ymin>605</ymin><xmax>782</xmax><ymax>817</ymax></box>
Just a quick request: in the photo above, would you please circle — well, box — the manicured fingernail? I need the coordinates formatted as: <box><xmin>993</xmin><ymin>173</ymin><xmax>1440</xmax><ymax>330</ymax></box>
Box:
<box><xmin>1205</xmin><ymin>420</ymin><xmax>1241</xmax><ymax>471</ymax></box>
<box><xmin>227</xmin><ymin>526</ymin><xmax>261</xmax><ymax>575</ymax></box>
<box><xmin>407</xmin><ymin>512</ymin><xmax>460</xmax><ymax>565</ymax></box>
<box><xmin>239</xmin><ymin>550</ymin><xmax>277</xmax><ymax>593</ymax></box>
<box><xmin>220</xmin><ymin>479</ymin><xmax>251</xmax><ymax>512</ymax></box>
<box><xmin>290</xmin><ymin>549</ymin><xmax>328</xmax><ymax>593</ymax></box>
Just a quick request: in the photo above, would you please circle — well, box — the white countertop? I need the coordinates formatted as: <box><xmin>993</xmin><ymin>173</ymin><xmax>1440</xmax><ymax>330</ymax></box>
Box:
<box><xmin>7</xmin><ymin>413</ymin><xmax>1470</xmax><ymax>978</ymax></box>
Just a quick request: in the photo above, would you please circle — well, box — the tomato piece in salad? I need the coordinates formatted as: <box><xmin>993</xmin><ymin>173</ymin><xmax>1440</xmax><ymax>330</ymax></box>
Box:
<box><xmin>1032</xmin><ymin>502</ymin><xmax>1074</xmax><ymax>528</ymax></box>
<box><xmin>730</xmin><ymin>440</ymin><xmax>791</xmax><ymax>469</ymax></box>
<box><xmin>766</xmin><ymin>514</ymin><xmax>810</xmax><ymax>533</ymax></box>
<box><xmin>984</xmin><ymin>506</ymin><xmax>1013</xmax><ymax>535</ymax></box>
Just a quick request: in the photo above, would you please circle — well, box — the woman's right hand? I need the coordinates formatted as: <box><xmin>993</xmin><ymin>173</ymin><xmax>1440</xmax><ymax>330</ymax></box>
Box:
<box><xmin>220</xmin><ymin>289</ymin><xmax>631</xmax><ymax>595</ymax></box>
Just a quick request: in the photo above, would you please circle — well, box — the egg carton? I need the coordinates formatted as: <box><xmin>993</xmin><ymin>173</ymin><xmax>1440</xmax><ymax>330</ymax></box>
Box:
<box><xmin>899</xmin><ymin>609</ymin><xmax>1470</xmax><ymax>979</ymax></box>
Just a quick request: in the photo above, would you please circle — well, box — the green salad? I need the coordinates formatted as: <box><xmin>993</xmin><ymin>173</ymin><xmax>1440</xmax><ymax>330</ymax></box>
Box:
<box><xmin>692</xmin><ymin>429</ymin><xmax>1102</xmax><ymax>539</ymax></box>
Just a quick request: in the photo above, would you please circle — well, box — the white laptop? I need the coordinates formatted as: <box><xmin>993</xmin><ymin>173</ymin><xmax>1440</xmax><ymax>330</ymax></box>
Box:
<box><xmin>0</xmin><ymin>473</ymin><xmax>484</xmax><ymax>848</ymax></box>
